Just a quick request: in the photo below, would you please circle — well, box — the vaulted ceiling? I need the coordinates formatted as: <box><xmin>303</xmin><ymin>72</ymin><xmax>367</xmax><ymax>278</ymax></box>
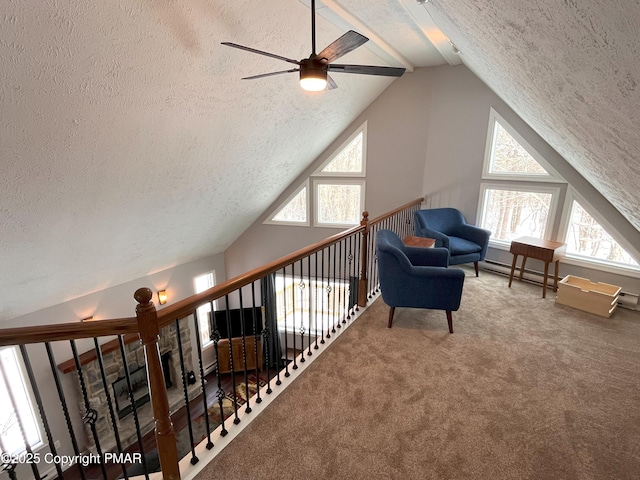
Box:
<box><xmin>1</xmin><ymin>0</ymin><xmax>638</xmax><ymax>322</ymax></box>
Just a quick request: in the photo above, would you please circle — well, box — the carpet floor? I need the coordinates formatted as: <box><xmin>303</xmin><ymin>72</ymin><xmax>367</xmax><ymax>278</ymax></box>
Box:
<box><xmin>195</xmin><ymin>268</ymin><xmax>640</xmax><ymax>480</ymax></box>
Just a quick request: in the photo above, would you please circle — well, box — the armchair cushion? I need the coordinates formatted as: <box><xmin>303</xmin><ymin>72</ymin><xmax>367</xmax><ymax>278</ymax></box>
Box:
<box><xmin>414</xmin><ymin>208</ymin><xmax>491</xmax><ymax>273</ymax></box>
<box><xmin>448</xmin><ymin>236</ymin><xmax>482</xmax><ymax>256</ymax></box>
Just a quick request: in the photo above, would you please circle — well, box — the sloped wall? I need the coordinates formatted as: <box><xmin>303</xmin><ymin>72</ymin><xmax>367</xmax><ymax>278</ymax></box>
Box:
<box><xmin>225</xmin><ymin>64</ymin><xmax>640</xmax><ymax>296</ymax></box>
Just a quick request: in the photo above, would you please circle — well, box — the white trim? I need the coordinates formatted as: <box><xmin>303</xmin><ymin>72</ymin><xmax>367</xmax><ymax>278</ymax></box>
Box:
<box><xmin>477</xmin><ymin>182</ymin><xmax>562</xmax><ymax>244</ymax></box>
<box><xmin>193</xmin><ymin>272</ymin><xmax>217</xmax><ymax>348</ymax></box>
<box><xmin>399</xmin><ymin>0</ymin><xmax>462</xmax><ymax>66</ymax></box>
<box><xmin>558</xmin><ymin>188</ymin><xmax>640</xmax><ymax>274</ymax></box>
<box><xmin>297</xmin><ymin>1</ymin><xmax>414</xmax><ymax>71</ymax></box>
<box><xmin>482</xmin><ymin>108</ymin><xmax>564</xmax><ymax>183</ymax></box>
<box><xmin>0</xmin><ymin>346</ymin><xmax>45</xmax><ymax>455</ymax></box>
<box><xmin>313</xmin><ymin>179</ymin><xmax>366</xmax><ymax>228</ymax></box>
<box><xmin>314</xmin><ymin>122</ymin><xmax>367</xmax><ymax>177</ymax></box>
<box><xmin>179</xmin><ymin>292</ymin><xmax>377</xmax><ymax>480</ymax></box>
<box><xmin>263</xmin><ymin>181</ymin><xmax>310</xmax><ymax>227</ymax></box>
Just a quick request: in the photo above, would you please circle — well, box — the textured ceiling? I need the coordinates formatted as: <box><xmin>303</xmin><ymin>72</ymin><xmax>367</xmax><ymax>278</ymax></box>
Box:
<box><xmin>0</xmin><ymin>0</ymin><xmax>446</xmax><ymax>322</ymax></box>
<box><xmin>426</xmin><ymin>0</ymin><xmax>640</xmax><ymax>231</ymax></box>
<box><xmin>1</xmin><ymin>0</ymin><xmax>638</xmax><ymax>323</ymax></box>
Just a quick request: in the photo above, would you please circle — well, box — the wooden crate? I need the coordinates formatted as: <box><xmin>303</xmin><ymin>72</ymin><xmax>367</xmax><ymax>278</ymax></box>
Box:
<box><xmin>556</xmin><ymin>275</ymin><xmax>621</xmax><ymax>318</ymax></box>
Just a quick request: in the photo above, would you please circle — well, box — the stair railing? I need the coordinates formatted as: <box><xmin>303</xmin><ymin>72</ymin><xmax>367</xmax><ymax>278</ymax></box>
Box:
<box><xmin>0</xmin><ymin>197</ymin><xmax>422</xmax><ymax>480</ymax></box>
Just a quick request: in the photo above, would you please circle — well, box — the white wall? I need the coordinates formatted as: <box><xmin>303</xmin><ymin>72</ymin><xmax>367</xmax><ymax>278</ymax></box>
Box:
<box><xmin>225</xmin><ymin>64</ymin><xmax>640</xmax><ymax>296</ymax></box>
<box><xmin>224</xmin><ymin>67</ymin><xmax>435</xmax><ymax>278</ymax></box>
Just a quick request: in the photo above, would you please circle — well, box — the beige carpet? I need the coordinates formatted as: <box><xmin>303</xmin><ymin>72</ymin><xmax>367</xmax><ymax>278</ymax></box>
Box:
<box><xmin>195</xmin><ymin>268</ymin><xmax>640</xmax><ymax>480</ymax></box>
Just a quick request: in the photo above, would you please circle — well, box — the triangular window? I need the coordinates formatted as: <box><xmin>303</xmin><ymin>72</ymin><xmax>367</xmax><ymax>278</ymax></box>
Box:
<box><xmin>483</xmin><ymin>109</ymin><xmax>561</xmax><ymax>181</ymax></box>
<box><xmin>316</xmin><ymin>124</ymin><xmax>366</xmax><ymax>176</ymax></box>
<box><xmin>565</xmin><ymin>199</ymin><xmax>639</xmax><ymax>267</ymax></box>
<box><xmin>265</xmin><ymin>182</ymin><xmax>309</xmax><ymax>226</ymax></box>
<box><xmin>489</xmin><ymin>122</ymin><xmax>548</xmax><ymax>175</ymax></box>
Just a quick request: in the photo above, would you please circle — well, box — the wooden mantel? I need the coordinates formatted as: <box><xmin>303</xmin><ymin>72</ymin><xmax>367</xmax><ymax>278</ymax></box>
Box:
<box><xmin>57</xmin><ymin>333</ymin><xmax>139</xmax><ymax>374</ymax></box>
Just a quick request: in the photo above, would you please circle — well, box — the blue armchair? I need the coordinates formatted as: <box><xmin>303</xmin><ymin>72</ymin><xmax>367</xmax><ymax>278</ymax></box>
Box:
<box><xmin>414</xmin><ymin>208</ymin><xmax>491</xmax><ymax>276</ymax></box>
<box><xmin>376</xmin><ymin>230</ymin><xmax>465</xmax><ymax>333</ymax></box>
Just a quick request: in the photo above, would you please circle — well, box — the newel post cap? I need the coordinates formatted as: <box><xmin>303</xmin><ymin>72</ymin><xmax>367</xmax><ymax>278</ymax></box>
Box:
<box><xmin>134</xmin><ymin>288</ymin><xmax>154</xmax><ymax>310</ymax></box>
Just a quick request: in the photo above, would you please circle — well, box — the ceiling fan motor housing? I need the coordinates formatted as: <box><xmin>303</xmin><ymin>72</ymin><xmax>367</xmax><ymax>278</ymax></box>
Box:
<box><xmin>300</xmin><ymin>58</ymin><xmax>328</xmax><ymax>79</ymax></box>
<box><xmin>299</xmin><ymin>58</ymin><xmax>328</xmax><ymax>91</ymax></box>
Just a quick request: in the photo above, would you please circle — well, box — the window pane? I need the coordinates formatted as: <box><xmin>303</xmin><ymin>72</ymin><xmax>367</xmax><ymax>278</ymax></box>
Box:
<box><xmin>489</xmin><ymin>122</ymin><xmax>548</xmax><ymax>175</ymax></box>
<box><xmin>321</xmin><ymin>132</ymin><xmax>363</xmax><ymax>173</ymax></box>
<box><xmin>275</xmin><ymin>276</ymin><xmax>350</xmax><ymax>332</ymax></box>
<box><xmin>194</xmin><ymin>272</ymin><xmax>215</xmax><ymax>346</ymax></box>
<box><xmin>272</xmin><ymin>187</ymin><xmax>307</xmax><ymax>223</ymax></box>
<box><xmin>481</xmin><ymin>188</ymin><xmax>552</xmax><ymax>242</ymax></box>
<box><xmin>566</xmin><ymin>201</ymin><xmax>639</xmax><ymax>267</ymax></box>
<box><xmin>316</xmin><ymin>184</ymin><xmax>361</xmax><ymax>225</ymax></box>
<box><xmin>0</xmin><ymin>348</ymin><xmax>42</xmax><ymax>455</ymax></box>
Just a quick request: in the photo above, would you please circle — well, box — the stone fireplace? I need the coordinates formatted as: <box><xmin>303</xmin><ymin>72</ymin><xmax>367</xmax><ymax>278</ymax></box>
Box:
<box><xmin>61</xmin><ymin>318</ymin><xmax>201</xmax><ymax>453</ymax></box>
<box><xmin>112</xmin><ymin>365</ymin><xmax>150</xmax><ymax>419</ymax></box>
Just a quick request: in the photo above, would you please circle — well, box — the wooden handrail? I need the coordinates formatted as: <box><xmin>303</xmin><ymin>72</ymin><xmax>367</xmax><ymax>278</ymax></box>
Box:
<box><xmin>156</xmin><ymin>222</ymin><xmax>365</xmax><ymax>326</ymax></box>
<box><xmin>368</xmin><ymin>197</ymin><xmax>423</xmax><ymax>226</ymax></box>
<box><xmin>0</xmin><ymin>198</ymin><xmax>424</xmax><ymax>346</ymax></box>
<box><xmin>0</xmin><ymin>317</ymin><xmax>137</xmax><ymax>348</ymax></box>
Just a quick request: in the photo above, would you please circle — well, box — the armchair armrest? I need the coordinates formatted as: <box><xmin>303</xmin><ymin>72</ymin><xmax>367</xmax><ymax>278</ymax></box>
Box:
<box><xmin>404</xmin><ymin>246</ymin><xmax>449</xmax><ymax>267</ymax></box>
<box><xmin>414</xmin><ymin>225</ymin><xmax>450</xmax><ymax>249</ymax></box>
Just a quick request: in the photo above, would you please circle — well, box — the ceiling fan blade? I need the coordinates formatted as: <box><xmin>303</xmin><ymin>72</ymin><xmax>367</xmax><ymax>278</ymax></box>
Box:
<box><xmin>221</xmin><ymin>42</ymin><xmax>300</xmax><ymax>65</ymax></box>
<box><xmin>317</xmin><ymin>30</ymin><xmax>368</xmax><ymax>63</ymax></box>
<box><xmin>326</xmin><ymin>74</ymin><xmax>338</xmax><ymax>90</ymax></box>
<box><xmin>242</xmin><ymin>69</ymin><xmax>299</xmax><ymax>80</ymax></box>
<box><xmin>328</xmin><ymin>64</ymin><xmax>406</xmax><ymax>77</ymax></box>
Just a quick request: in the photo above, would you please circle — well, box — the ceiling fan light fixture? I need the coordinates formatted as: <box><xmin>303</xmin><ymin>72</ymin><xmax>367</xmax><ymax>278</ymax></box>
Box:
<box><xmin>300</xmin><ymin>66</ymin><xmax>327</xmax><ymax>92</ymax></box>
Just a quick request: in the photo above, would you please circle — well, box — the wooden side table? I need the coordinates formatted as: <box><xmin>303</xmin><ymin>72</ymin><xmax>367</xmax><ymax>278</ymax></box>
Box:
<box><xmin>403</xmin><ymin>236</ymin><xmax>435</xmax><ymax>248</ymax></box>
<box><xmin>508</xmin><ymin>236</ymin><xmax>567</xmax><ymax>298</ymax></box>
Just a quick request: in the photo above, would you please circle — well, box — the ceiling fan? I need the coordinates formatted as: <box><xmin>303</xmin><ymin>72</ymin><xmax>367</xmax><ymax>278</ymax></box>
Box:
<box><xmin>221</xmin><ymin>0</ymin><xmax>406</xmax><ymax>92</ymax></box>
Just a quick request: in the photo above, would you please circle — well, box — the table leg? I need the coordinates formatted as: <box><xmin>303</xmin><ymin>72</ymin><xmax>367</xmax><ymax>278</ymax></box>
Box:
<box><xmin>553</xmin><ymin>260</ymin><xmax>560</xmax><ymax>292</ymax></box>
<box><xmin>508</xmin><ymin>254</ymin><xmax>518</xmax><ymax>288</ymax></box>
<box><xmin>542</xmin><ymin>261</ymin><xmax>550</xmax><ymax>298</ymax></box>
<box><xmin>518</xmin><ymin>256</ymin><xmax>528</xmax><ymax>281</ymax></box>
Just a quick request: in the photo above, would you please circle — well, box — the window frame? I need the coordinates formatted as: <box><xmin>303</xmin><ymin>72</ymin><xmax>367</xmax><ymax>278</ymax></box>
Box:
<box><xmin>193</xmin><ymin>271</ymin><xmax>217</xmax><ymax>348</ymax></box>
<box><xmin>313</xmin><ymin>178</ymin><xmax>366</xmax><ymax>228</ymax></box>
<box><xmin>477</xmin><ymin>182</ymin><xmax>563</xmax><ymax>249</ymax></box>
<box><xmin>558</xmin><ymin>188</ymin><xmax>640</xmax><ymax>277</ymax></box>
<box><xmin>314</xmin><ymin>122</ymin><xmax>367</xmax><ymax>177</ymax></box>
<box><xmin>482</xmin><ymin>109</ymin><xmax>564</xmax><ymax>183</ymax></box>
<box><xmin>274</xmin><ymin>274</ymin><xmax>351</xmax><ymax>334</ymax></box>
<box><xmin>0</xmin><ymin>346</ymin><xmax>44</xmax><ymax>456</ymax></box>
<box><xmin>264</xmin><ymin>180</ymin><xmax>310</xmax><ymax>227</ymax></box>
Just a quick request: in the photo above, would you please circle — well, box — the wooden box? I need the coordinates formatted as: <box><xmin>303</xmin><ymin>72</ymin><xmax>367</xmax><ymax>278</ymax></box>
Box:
<box><xmin>556</xmin><ymin>275</ymin><xmax>621</xmax><ymax>318</ymax></box>
<box><xmin>217</xmin><ymin>336</ymin><xmax>262</xmax><ymax>374</ymax></box>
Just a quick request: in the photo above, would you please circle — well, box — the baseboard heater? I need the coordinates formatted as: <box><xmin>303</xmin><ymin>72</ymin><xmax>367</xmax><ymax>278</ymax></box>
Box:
<box><xmin>480</xmin><ymin>260</ymin><xmax>640</xmax><ymax>311</ymax></box>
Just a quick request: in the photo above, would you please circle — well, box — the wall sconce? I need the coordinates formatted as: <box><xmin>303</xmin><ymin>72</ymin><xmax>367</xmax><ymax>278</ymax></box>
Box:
<box><xmin>157</xmin><ymin>290</ymin><xmax>168</xmax><ymax>305</ymax></box>
<box><xmin>82</xmin><ymin>316</ymin><xmax>95</xmax><ymax>322</ymax></box>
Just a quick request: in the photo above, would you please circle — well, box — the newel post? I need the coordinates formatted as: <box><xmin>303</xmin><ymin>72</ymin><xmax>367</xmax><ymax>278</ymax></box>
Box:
<box><xmin>358</xmin><ymin>211</ymin><xmax>370</xmax><ymax>307</ymax></box>
<box><xmin>134</xmin><ymin>288</ymin><xmax>181</xmax><ymax>480</ymax></box>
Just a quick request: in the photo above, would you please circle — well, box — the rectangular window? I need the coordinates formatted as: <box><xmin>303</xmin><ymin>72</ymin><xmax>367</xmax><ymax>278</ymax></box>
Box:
<box><xmin>314</xmin><ymin>180</ymin><xmax>365</xmax><ymax>227</ymax></box>
<box><xmin>274</xmin><ymin>275</ymin><xmax>351</xmax><ymax>334</ymax></box>
<box><xmin>0</xmin><ymin>347</ymin><xmax>43</xmax><ymax>455</ymax></box>
<box><xmin>479</xmin><ymin>185</ymin><xmax>559</xmax><ymax>244</ymax></box>
<box><xmin>194</xmin><ymin>272</ymin><xmax>216</xmax><ymax>347</ymax></box>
